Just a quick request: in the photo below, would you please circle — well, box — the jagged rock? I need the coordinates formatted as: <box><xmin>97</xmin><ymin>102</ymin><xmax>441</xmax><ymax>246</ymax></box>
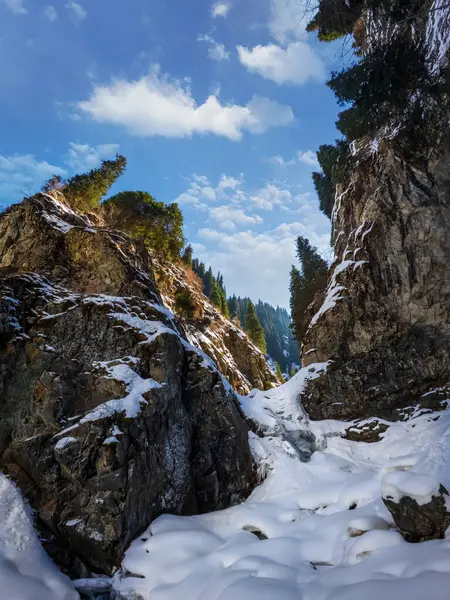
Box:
<box><xmin>301</xmin><ymin>141</ymin><xmax>450</xmax><ymax>421</ymax></box>
<box><xmin>382</xmin><ymin>473</ymin><xmax>450</xmax><ymax>542</ymax></box>
<box><xmin>152</xmin><ymin>255</ymin><xmax>279</xmax><ymax>393</ymax></box>
<box><xmin>0</xmin><ymin>194</ymin><xmax>255</xmax><ymax>577</ymax></box>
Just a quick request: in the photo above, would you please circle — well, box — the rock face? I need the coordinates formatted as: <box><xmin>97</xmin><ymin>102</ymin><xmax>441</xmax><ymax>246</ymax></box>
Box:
<box><xmin>0</xmin><ymin>194</ymin><xmax>255</xmax><ymax>577</ymax></box>
<box><xmin>152</xmin><ymin>256</ymin><xmax>278</xmax><ymax>394</ymax></box>
<box><xmin>300</xmin><ymin>5</ymin><xmax>450</xmax><ymax>422</ymax></box>
<box><xmin>301</xmin><ymin>142</ymin><xmax>450</xmax><ymax>421</ymax></box>
<box><xmin>382</xmin><ymin>473</ymin><xmax>450</xmax><ymax>542</ymax></box>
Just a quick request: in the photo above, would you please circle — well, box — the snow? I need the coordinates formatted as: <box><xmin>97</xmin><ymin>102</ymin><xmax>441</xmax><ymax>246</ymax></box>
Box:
<box><xmin>381</xmin><ymin>471</ymin><xmax>442</xmax><ymax>506</ymax></box>
<box><xmin>113</xmin><ymin>367</ymin><xmax>450</xmax><ymax>600</ymax></box>
<box><xmin>0</xmin><ymin>473</ymin><xmax>78</xmax><ymax>600</ymax></box>
<box><xmin>54</xmin><ymin>436</ymin><xmax>77</xmax><ymax>451</ymax></box>
<box><xmin>55</xmin><ymin>362</ymin><xmax>161</xmax><ymax>438</ymax></box>
<box><xmin>309</xmin><ymin>258</ymin><xmax>367</xmax><ymax>328</ymax></box>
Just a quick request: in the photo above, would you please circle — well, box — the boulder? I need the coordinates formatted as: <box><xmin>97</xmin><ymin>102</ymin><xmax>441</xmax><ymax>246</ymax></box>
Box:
<box><xmin>382</xmin><ymin>472</ymin><xmax>450</xmax><ymax>541</ymax></box>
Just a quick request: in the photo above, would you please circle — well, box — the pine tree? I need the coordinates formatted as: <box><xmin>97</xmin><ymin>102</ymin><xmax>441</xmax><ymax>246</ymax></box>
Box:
<box><xmin>182</xmin><ymin>244</ymin><xmax>193</xmax><ymax>267</ymax></box>
<box><xmin>245</xmin><ymin>300</ymin><xmax>267</xmax><ymax>353</ymax></box>
<box><xmin>65</xmin><ymin>154</ymin><xmax>127</xmax><ymax>210</ymax></box>
<box><xmin>275</xmin><ymin>362</ymin><xmax>284</xmax><ymax>383</ymax></box>
<box><xmin>228</xmin><ymin>295</ymin><xmax>239</xmax><ymax>319</ymax></box>
<box><xmin>290</xmin><ymin>237</ymin><xmax>329</xmax><ymax>347</ymax></box>
<box><xmin>210</xmin><ymin>281</ymin><xmax>222</xmax><ymax>308</ymax></box>
<box><xmin>203</xmin><ymin>267</ymin><xmax>214</xmax><ymax>298</ymax></box>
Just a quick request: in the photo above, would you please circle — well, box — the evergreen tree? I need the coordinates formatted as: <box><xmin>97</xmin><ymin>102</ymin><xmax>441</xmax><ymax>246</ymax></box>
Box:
<box><xmin>245</xmin><ymin>301</ymin><xmax>267</xmax><ymax>353</ymax></box>
<box><xmin>182</xmin><ymin>245</ymin><xmax>193</xmax><ymax>267</ymax></box>
<box><xmin>210</xmin><ymin>281</ymin><xmax>222</xmax><ymax>308</ymax></box>
<box><xmin>203</xmin><ymin>267</ymin><xmax>214</xmax><ymax>298</ymax></box>
<box><xmin>64</xmin><ymin>154</ymin><xmax>127</xmax><ymax>210</ymax></box>
<box><xmin>290</xmin><ymin>237</ymin><xmax>329</xmax><ymax>347</ymax></box>
<box><xmin>228</xmin><ymin>295</ymin><xmax>239</xmax><ymax>319</ymax></box>
<box><xmin>103</xmin><ymin>191</ymin><xmax>184</xmax><ymax>260</ymax></box>
<box><xmin>275</xmin><ymin>362</ymin><xmax>284</xmax><ymax>383</ymax></box>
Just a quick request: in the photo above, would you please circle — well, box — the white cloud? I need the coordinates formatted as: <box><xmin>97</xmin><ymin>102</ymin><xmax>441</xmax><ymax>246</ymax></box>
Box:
<box><xmin>43</xmin><ymin>4</ymin><xmax>57</xmax><ymax>21</ymax></box>
<box><xmin>174</xmin><ymin>172</ymin><xmax>331</xmax><ymax>305</ymax></box>
<box><xmin>65</xmin><ymin>142</ymin><xmax>120</xmax><ymax>172</ymax></box>
<box><xmin>250</xmin><ymin>183</ymin><xmax>293</xmax><ymax>210</ymax></box>
<box><xmin>0</xmin><ymin>154</ymin><xmax>67</xmax><ymax>204</ymax></box>
<box><xmin>78</xmin><ymin>67</ymin><xmax>294</xmax><ymax>140</ymax></box>
<box><xmin>198</xmin><ymin>34</ymin><xmax>230</xmax><ymax>61</ymax></box>
<box><xmin>237</xmin><ymin>41</ymin><xmax>325</xmax><ymax>85</ymax></box>
<box><xmin>212</xmin><ymin>1</ymin><xmax>230</xmax><ymax>18</ymax></box>
<box><xmin>269</xmin><ymin>0</ymin><xmax>309</xmax><ymax>44</ymax></box>
<box><xmin>297</xmin><ymin>150</ymin><xmax>319</xmax><ymax>167</ymax></box>
<box><xmin>269</xmin><ymin>155</ymin><xmax>296</xmax><ymax>167</ymax></box>
<box><xmin>270</xmin><ymin>149</ymin><xmax>319</xmax><ymax>169</ymax></box>
<box><xmin>195</xmin><ymin>222</ymin><xmax>330</xmax><ymax>307</ymax></box>
<box><xmin>65</xmin><ymin>1</ymin><xmax>86</xmax><ymax>22</ymax></box>
<box><xmin>0</xmin><ymin>0</ymin><xmax>27</xmax><ymax>15</ymax></box>
<box><xmin>209</xmin><ymin>205</ymin><xmax>263</xmax><ymax>230</ymax></box>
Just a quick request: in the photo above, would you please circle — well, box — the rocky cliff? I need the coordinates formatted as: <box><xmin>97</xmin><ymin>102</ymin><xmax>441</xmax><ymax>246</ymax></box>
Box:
<box><xmin>300</xmin><ymin>3</ymin><xmax>450</xmax><ymax>422</ymax></box>
<box><xmin>151</xmin><ymin>256</ymin><xmax>278</xmax><ymax>394</ymax></box>
<box><xmin>0</xmin><ymin>193</ymin><xmax>263</xmax><ymax>577</ymax></box>
<box><xmin>302</xmin><ymin>132</ymin><xmax>450</xmax><ymax>418</ymax></box>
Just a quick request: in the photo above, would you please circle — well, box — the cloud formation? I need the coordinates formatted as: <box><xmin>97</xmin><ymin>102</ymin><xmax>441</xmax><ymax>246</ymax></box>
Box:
<box><xmin>270</xmin><ymin>149</ymin><xmax>319</xmax><ymax>168</ymax></box>
<box><xmin>43</xmin><ymin>5</ymin><xmax>57</xmax><ymax>21</ymax></box>
<box><xmin>212</xmin><ymin>1</ymin><xmax>230</xmax><ymax>18</ymax></box>
<box><xmin>65</xmin><ymin>142</ymin><xmax>120</xmax><ymax>172</ymax></box>
<box><xmin>198</xmin><ymin>34</ymin><xmax>230</xmax><ymax>61</ymax></box>
<box><xmin>237</xmin><ymin>42</ymin><xmax>325</xmax><ymax>85</ymax></box>
<box><xmin>65</xmin><ymin>1</ymin><xmax>86</xmax><ymax>22</ymax></box>
<box><xmin>0</xmin><ymin>0</ymin><xmax>27</xmax><ymax>15</ymax></box>
<box><xmin>269</xmin><ymin>0</ymin><xmax>309</xmax><ymax>44</ymax></box>
<box><xmin>0</xmin><ymin>154</ymin><xmax>67</xmax><ymax>205</ymax></box>
<box><xmin>195</xmin><ymin>222</ymin><xmax>330</xmax><ymax>307</ymax></box>
<box><xmin>78</xmin><ymin>67</ymin><xmax>294</xmax><ymax>140</ymax></box>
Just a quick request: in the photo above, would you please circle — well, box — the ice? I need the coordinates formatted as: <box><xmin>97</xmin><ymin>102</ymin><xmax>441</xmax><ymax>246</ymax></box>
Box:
<box><xmin>114</xmin><ymin>368</ymin><xmax>450</xmax><ymax>600</ymax></box>
<box><xmin>0</xmin><ymin>473</ymin><xmax>78</xmax><ymax>600</ymax></box>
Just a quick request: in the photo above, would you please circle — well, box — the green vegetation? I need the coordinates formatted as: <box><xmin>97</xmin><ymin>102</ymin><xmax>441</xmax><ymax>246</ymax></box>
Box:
<box><xmin>43</xmin><ymin>155</ymin><xmax>127</xmax><ymax>211</ymax></box>
<box><xmin>182</xmin><ymin>244</ymin><xmax>193</xmax><ymax>267</ymax></box>
<box><xmin>275</xmin><ymin>362</ymin><xmax>285</xmax><ymax>383</ymax></box>
<box><xmin>174</xmin><ymin>290</ymin><xmax>198</xmax><ymax>319</ymax></box>
<box><xmin>227</xmin><ymin>295</ymin><xmax>299</xmax><ymax>372</ymax></box>
<box><xmin>245</xmin><ymin>301</ymin><xmax>267</xmax><ymax>353</ymax></box>
<box><xmin>289</xmin><ymin>236</ymin><xmax>328</xmax><ymax>347</ymax></box>
<box><xmin>191</xmin><ymin>261</ymin><xmax>229</xmax><ymax>317</ymax></box>
<box><xmin>103</xmin><ymin>191</ymin><xmax>184</xmax><ymax>261</ymax></box>
<box><xmin>312</xmin><ymin>141</ymin><xmax>351</xmax><ymax>218</ymax></box>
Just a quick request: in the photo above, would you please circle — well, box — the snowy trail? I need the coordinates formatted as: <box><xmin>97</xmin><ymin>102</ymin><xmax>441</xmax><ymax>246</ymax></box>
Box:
<box><xmin>114</xmin><ymin>367</ymin><xmax>450</xmax><ymax>600</ymax></box>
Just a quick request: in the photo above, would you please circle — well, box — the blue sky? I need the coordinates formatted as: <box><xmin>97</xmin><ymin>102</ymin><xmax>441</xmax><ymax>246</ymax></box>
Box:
<box><xmin>0</xmin><ymin>0</ymin><xmax>343</xmax><ymax>307</ymax></box>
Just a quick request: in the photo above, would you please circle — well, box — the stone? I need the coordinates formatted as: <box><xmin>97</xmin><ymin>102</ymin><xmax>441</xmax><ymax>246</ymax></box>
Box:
<box><xmin>0</xmin><ymin>194</ymin><xmax>257</xmax><ymax>577</ymax></box>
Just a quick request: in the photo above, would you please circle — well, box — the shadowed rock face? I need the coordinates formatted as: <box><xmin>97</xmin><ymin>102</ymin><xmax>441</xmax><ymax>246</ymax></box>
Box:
<box><xmin>383</xmin><ymin>486</ymin><xmax>450</xmax><ymax>542</ymax></box>
<box><xmin>0</xmin><ymin>194</ymin><xmax>255</xmax><ymax>577</ymax></box>
<box><xmin>301</xmin><ymin>144</ymin><xmax>450</xmax><ymax>421</ymax></box>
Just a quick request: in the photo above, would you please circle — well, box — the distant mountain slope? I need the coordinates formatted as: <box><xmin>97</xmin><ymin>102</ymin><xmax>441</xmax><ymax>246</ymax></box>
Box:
<box><xmin>229</xmin><ymin>296</ymin><xmax>299</xmax><ymax>374</ymax></box>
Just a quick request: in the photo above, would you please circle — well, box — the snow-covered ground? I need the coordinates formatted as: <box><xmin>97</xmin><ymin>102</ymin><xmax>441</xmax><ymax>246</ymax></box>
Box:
<box><xmin>0</xmin><ymin>474</ymin><xmax>78</xmax><ymax>600</ymax></box>
<box><xmin>113</xmin><ymin>366</ymin><xmax>450</xmax><ymax>600</ymax></box>
<box><xmin>2</xmin><ymin>365</ymin><xmax>450</xmax><ymax>600</ymax></box>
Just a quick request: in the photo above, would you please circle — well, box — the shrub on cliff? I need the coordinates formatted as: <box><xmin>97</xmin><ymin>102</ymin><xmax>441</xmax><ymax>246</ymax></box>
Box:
<box><xmin>103</xmin><ymin>191</ymin><xmax>184</xmax><ymax>260</ymax></box>
<box><xmin>312</xmin><ymin>141</ymin><xmax>350</xmax><ymax>218</ymax></box>
<box><xmin>174</xmin><ymin>290</ymin><xmax>199</xmax><ymax>319</ymax></box>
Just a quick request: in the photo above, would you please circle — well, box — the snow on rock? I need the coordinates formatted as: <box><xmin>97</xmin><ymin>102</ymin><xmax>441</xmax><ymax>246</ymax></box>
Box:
<box><xmin>309</xmin><ymin>258</ymin><xmax>367</xmax><ymax>328</ymax></box>
<box><xmin>56</xmin><ymin>363</ymin><xmax>161</xmax><ymax>438</ymax></box>
<box><xmin>381</xmin><ymin>472</ymin><xmax>442</xmax><ymax>506</ymax></box>
<box><xmin>113</xmin><ymin>375</ymin><xmax>450</xmax><ymax>600</ymax></box>
<box><xmin>0</xmin><ymin>473</ymin><xmax>78</xmax><ymax>600</ymax></box>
